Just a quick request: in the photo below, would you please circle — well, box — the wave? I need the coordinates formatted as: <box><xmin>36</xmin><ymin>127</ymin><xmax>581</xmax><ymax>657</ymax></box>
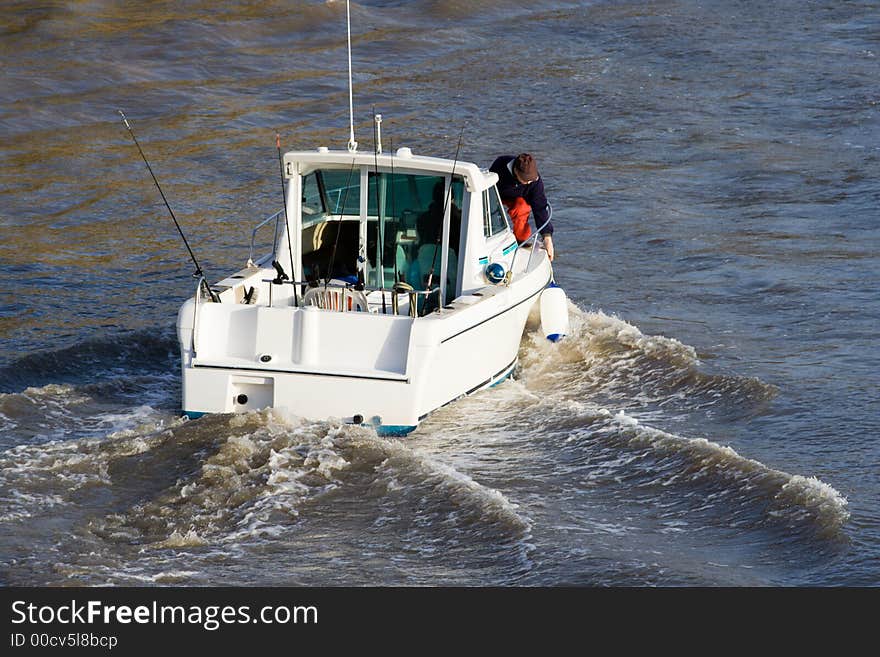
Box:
<box><xmin>0</xmin><ymin>409</ymin><xmax>182</xmax><ymax>523</ymax></box>
<box><xmin>519</xmin><ymin>306</ymin><xmax>778</xmax><ymax>418</ymax></box>
<box><xmin>565</xmin><ymin>408</ymin><xmax>850</xmax><ymax>538</ymax></box>
<box><xmin>3</xmin><ymin>408</ymin><xmax>530</xmax><ymax>553</ymax></box>
<box><xmin>366</xmin><ymin>434</ymin><xmax>532</xmax><ymax>536</ymax></box>
<box><xmin>430</xmin><ymin>305</ymin><xmax>849</xmax><ymax>539</ymax></box>
<box><xmin>0</xmin><ymin>377</ymin><xmax>178</xmax><ymax>452</ymax></box>
<box><xmin>0</xmin><ymin>328</ymin><xmax>178</xmax><ymax>394</ymax></box>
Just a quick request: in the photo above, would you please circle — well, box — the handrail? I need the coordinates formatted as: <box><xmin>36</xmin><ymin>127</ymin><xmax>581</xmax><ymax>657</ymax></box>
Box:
<box><xmin>262</xmin><ymin>279</ymin><xmax>435</xmax><ymax>295</ymax></box>
<box><xmin>510</xmin><ymin>203</ymin><xmax>553</xmax><ymax>273</ymax></box>
<box><xmin>265</xmin><ymin>279</ymin><xmax>436</xmax><ymax>318</ymax></box>
<box><xmin>264</xmin><ymin>279</ymin><xmax>439</xmax><ymax>298</ymax></box>
<box><xmin>248</xmin><ymin>209</ymin><xmax>285</xmax><ymax>266</ymax></box>
<box><xmin>192</xmin><ymin>276</ymin><xmax>207</xmax><ymax>354</ymax></box>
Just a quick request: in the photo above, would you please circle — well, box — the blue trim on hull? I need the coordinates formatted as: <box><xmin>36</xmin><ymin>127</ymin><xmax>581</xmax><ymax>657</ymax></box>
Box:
<box><xmin>374</xmin><ymin>424</ymin><xmax>417</xmax><ymax>437</ymax></box>
<box><xmin>185</xmin><ymin>408</ymin><xmax>415</xmax><ymax>437</ymax></box>
<box><xmin>490</xmin><ymin>363</ymin><xmax>516</xmax><ymax>387</ymax></box>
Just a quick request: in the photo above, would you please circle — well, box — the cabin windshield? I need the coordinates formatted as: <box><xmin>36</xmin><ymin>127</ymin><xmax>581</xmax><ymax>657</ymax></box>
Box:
<box><xmin>300</xmin><ymin>168</ymin><xmax>464</xmax><ymax>303</ymax></box>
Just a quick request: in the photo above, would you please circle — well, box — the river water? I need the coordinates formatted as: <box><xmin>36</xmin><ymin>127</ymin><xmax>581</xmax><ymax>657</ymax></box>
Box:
<box><xmin>1</xmin><ymin>0</ymin><xmax>877</xmax><ymax>586</ymax></box>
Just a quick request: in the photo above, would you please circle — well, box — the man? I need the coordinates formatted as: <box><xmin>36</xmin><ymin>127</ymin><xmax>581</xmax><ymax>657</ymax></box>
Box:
<box><xmin>489</xmin><ymin>153</ymin><xmax>554</xmax><ymax>260</ymax></box>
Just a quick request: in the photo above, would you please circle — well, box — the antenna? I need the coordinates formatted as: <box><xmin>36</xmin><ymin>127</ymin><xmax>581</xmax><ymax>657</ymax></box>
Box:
<box><xmin>374</xmin><ymin>113</ymin><xmax>382</xmax><ymax>154</ymax></box>
<box><xmin>275</xmin><ymin>133</ymin><xmax>298</xmax><ymax>306</ymax></box>
<box><xmin>346</xmin><ymin>0</ymin><xmax>357</xmax><ymax>153</ymax></box>
<box><xmin>426</xmin><ymin>125</ymin><xmax>465</xmax><ymax>291</ymax></box>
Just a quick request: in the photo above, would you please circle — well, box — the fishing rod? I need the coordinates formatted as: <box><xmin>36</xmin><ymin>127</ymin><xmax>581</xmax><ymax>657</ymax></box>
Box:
<box><xmin>117</xmin><ymin>110</ymin><xmax>218</xmax><ymax>302</ymax></box>
<box><xmin>275</xmin><ymin>133</ymin><xmax>298</xmax><ymax>306</ymax></box>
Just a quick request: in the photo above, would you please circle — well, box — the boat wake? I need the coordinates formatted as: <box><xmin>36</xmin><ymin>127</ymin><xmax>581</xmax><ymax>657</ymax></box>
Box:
<box><xmin>1</xmin><ymin>406</ymin><xmax>533</xmax><ymax>584</ymax></box>
<box><xmin>564</xmin><ymin>407</ymin><xmax>849</xmax><ymax>538</ymax></box>
<box><xmin>0</xmin><ymin>329</ymin><xmax>178</xmax><ymax>394</ymax></box>
<box><xmin>0</xmin><ymin>305</ymin><xmax>850</xmax><ymax>585</ymax></box>
<box><xmin>521</xmin><ymin>306</ymin><xmax>778</xmax><ymax>419</ymax></box>
<box><xmin>511</xmin><ymin>306</ymin><xmax>848</xmax><ymax>538</ymax></box>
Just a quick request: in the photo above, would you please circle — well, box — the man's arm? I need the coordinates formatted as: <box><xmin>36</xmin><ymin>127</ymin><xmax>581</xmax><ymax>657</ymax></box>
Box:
<box><xmin>528</xmin><ymin>180</ymin><xmax>554</xmax><ymax>261</ymax></box>
<box><xmin>543</xmin><ymin>234</ymin><xmax>554</xmax><ymax>261</ymax></box>
<box><xmin>528</xmin><ymin>180</ymin><xmax>553</xmax><ymax>236</ymax></box>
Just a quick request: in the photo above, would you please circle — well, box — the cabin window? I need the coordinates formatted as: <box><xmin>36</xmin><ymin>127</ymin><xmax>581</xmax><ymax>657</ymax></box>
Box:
<box><xmin>299</xmin><ymin>168</ymin><xmax>362</xmax><ymax>282</ymax></box>
<box><xmin>365</xmin><ymin>172</ymin><xmax>463</xmax><ymax>300</ymax></box>
<box><xmin>483</xmin><ymin>187</ymin><xmax>509</xmax><ymax>237</ymax></box>
<box><xmin>298</xmin><ymin>167</ymin><xmax>463</xmax><ymax>305</ymax></box>
<box><xmin>301</xmin><ymin>172</ymin><xmax>322</xmax><ymax>217</ymax></box>
<box><xmin>321</xmin><ymin>169</ymin><xmax>361</xmax><ymax>215</ymax></box>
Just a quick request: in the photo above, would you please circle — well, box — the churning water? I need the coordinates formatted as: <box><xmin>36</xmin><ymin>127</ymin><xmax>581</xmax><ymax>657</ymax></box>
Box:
<box><xmin>1</xmin><ymin>0</ymin><xmax>877</xmax><ymax>585</ymax></box>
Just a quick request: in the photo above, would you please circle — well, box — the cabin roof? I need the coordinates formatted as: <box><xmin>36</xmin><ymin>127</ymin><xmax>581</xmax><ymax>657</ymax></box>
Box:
<box><xmin>283</xmin><ymin>148</ymin><xmax>498</xmax><ymax>192</ymax></box>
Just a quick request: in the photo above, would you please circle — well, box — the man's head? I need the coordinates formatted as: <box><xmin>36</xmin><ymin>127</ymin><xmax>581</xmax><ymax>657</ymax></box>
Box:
<box><xmin>513</xmin><ymin>153</ymin><xmax>539</xmax><ymax>184</ymax></box>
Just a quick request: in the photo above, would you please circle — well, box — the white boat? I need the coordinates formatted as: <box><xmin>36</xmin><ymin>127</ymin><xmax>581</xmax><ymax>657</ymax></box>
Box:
<box><xmin>169</xmin><ymin>1</ymin><xmax>568</xmax><ymax>436</ymax></box>
<box><xmin>175</xmin><ymin>138</ymin><xmax>558</xmax><ymax>435</ymax></box>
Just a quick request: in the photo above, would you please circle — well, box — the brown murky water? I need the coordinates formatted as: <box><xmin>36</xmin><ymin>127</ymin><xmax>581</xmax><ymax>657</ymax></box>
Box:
<box><xmin>1</xmin><ymin>0</ymin><xmax>877</xmax><ymax>585</ymax></box>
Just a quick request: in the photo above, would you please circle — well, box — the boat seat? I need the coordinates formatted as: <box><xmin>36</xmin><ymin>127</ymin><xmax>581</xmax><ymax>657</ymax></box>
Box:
<box><xmin>302</xmin><ymin>286</ymin><xmax>368</xmax><ymax>312</ymax></box>
<box><xmin>408</xmin><ymin>244</ymin><xmax>458</xmax><ymax>291</ymax></box>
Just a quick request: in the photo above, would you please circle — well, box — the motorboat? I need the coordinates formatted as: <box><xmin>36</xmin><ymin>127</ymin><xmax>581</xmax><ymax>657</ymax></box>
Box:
<box><xmin>161</xmin><ymin>1</ymin><xmax>570</xmax><ymax>435</ymax></box>
<box><xmin>175</xmin><ymin>136</ymin><xmax>563</xmax><ymax>435</ymax></box>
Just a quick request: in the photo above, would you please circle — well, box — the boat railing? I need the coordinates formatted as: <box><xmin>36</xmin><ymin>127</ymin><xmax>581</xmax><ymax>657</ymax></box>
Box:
<box><xmin>302</xmin><ymin>286</ymin><xmax>370</xmax><ymax>312</ymax></box>
<box><xmin>191</xmin><ymin>275</ymin><xmax>208</xmax><ymax>353</ymax></box>
<box><xmin>262</xmin><ymin>279</ymin><xmax>439</xmax><ymax>317</ymax></box>
<box><xmin>248</xmin><ymin>209</ymin><xmax>285</xmax><ymax>267</ymax></box>
<box><xmin>510</xmin><ymin>204</ymin><xmax>553</xmax><ymax>273</ymax></box>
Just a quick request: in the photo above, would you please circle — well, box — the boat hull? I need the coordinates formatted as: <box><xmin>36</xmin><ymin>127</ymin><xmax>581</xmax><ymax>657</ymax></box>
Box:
<box><xmin>177</xmin><ymin>264</ymin><xmax>550</xmax><ymax>435</ymax></box>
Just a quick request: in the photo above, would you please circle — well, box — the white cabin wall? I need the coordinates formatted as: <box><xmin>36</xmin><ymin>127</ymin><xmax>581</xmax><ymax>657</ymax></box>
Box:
<box><xmin>459</xmin><ymin>189</ymin><xmax>489</xmax><ymax>295</ymax></box>
<box><xmin>274</xmin><ymin>173</ymin><xmax>302</xmax><ymax>285</ymax></box>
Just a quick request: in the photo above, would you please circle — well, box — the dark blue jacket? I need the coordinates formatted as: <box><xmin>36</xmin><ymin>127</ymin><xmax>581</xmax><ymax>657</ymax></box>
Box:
<box><xmin>489</xmin><ymin>155</ymin><xmax>553</xmax><ymax>236</ymax></box>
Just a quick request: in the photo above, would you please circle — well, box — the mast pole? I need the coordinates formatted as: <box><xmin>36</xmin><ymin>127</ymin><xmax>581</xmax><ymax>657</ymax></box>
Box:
<box><xmin>346</xmin><ymin>0</ymin><xmax>357</xmax><ymax>153</ymax></box>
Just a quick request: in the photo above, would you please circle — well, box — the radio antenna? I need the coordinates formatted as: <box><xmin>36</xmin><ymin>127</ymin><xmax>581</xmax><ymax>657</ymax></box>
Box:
<box><xmin>346</xmin><ymin>0</ymin><xmax>357</xmax><ymax>153</ymax></box>
<box><xmin>276</xmin><ymin>133</ymin><xmax>298</xmax><ymax>306</ymax></box>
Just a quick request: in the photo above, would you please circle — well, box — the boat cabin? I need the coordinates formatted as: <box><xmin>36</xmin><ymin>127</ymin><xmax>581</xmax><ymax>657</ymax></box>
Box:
<box><xmin>257</xmin><ymin>147</ymin><xmax>521</xmax><ymax>314</ymax></box>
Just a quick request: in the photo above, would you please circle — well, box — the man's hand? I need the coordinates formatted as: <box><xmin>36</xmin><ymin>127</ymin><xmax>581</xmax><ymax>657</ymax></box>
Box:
<box><xmin>543</xmin><ymin>235</ymin><xmax>554</xmax><ymax>261</ymax></box>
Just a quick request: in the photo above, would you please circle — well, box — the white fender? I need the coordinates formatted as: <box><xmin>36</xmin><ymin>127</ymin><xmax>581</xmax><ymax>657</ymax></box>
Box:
<box><xmin>540</xmin><ymin>283</ymin><xmax>569</xmax><ymax>342</ymax></box>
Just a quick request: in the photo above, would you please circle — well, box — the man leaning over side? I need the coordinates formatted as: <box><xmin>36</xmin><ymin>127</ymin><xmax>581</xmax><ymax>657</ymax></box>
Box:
<box><xmin>489</xmin><ymin>153</ymin><xmax>554</xmax><ymax>260</ymax></box>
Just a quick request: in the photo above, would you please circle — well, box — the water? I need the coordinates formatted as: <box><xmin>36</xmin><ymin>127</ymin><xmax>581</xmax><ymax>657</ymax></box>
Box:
<box><xmin>1</xmin><ymin>0</ymin><xmax>877</xmax><ymax>586</ymax></box>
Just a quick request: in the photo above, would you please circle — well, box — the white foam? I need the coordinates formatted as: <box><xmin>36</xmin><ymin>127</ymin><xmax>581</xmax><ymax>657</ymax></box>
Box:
<box><xmin>21</xmin><ymin>383</ymin><xmax>84</xmax><ymax>400</ymax></box>
<box><xmin>776</xmin><ymin>475</ymin><xmax>850</xmax><ymax>522</ymax></box>
<box><xmin>127</xmin><ymin>411</ymin><xmax>359</xmax><ymax>544</ymax></box>
<box><xmin>0</xmin><ymin>411</ymin><xmax>182</xmax><ymax>525</ymax></box>
<box><xmin>371</xmin><ymin>439</ymin><xmax>532</xmax><ymax>533</ymax></box>
<box><xmin>261</xmin><ymin>412</ymin><xmax>532</xmax><ymax>535</ymax></box>
<box><xmin>154</xmin><ymin>529</ymin><xmax>208</xmax><ymax>549</ymax></box>
<box><xmin>571</xmin><ymin>307</ymin><xmax>699</xmax><ymax>364</ymax></box>
<box><xmin>517</xmin><ymin>306</ymin><xmax>703</xmax><ymax>401</ymax></box>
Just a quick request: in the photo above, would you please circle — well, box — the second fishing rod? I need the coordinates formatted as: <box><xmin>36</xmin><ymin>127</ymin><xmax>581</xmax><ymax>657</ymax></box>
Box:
<box><xmin>118</xmin><ymin>110</ymin><xmax>219</xmax><ymax>303</ymax></box>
